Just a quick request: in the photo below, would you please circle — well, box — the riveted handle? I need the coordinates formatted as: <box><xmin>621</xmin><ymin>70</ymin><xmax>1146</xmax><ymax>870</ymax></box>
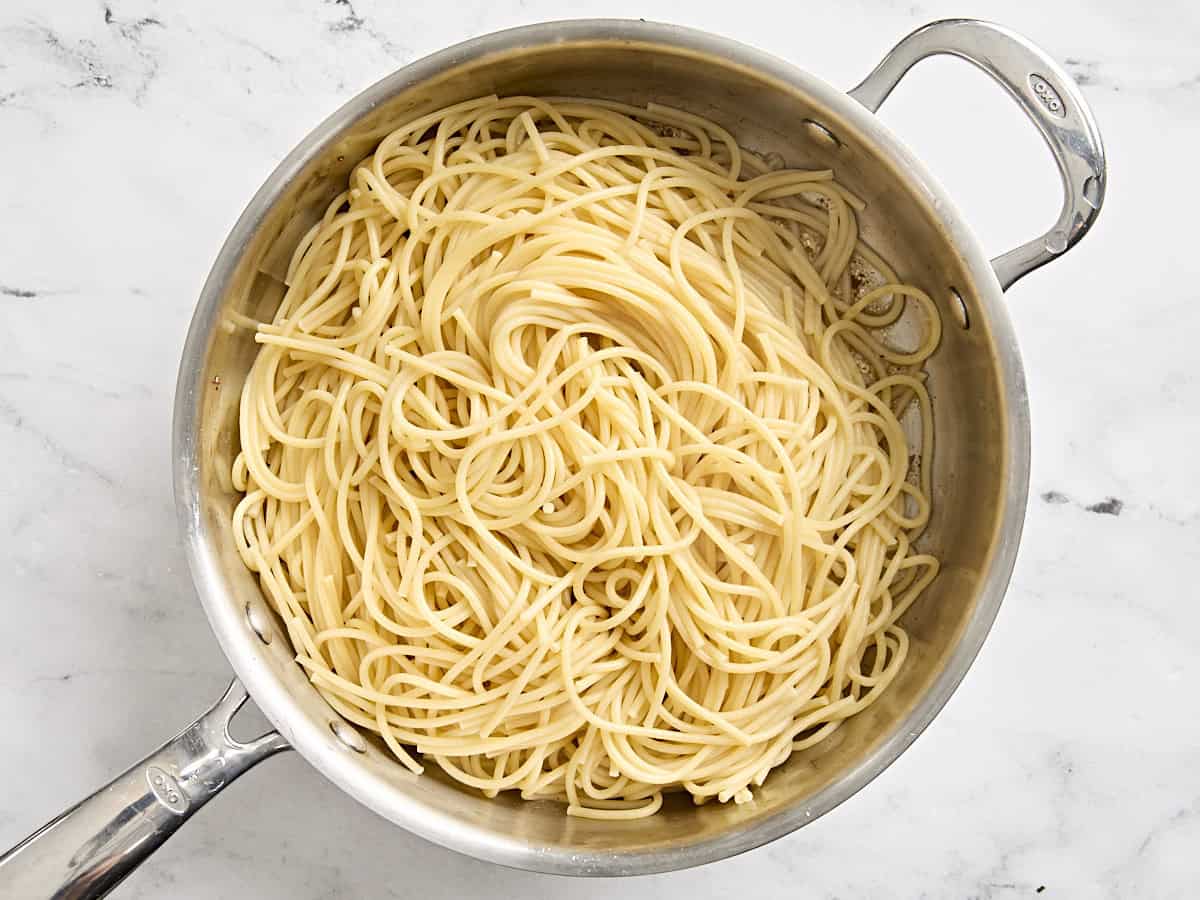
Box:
<box><xmin>0</xmin><ymin>680</ymin><xmax>289</xmax><ymax>899</ymax></box>
<box><xmin>849</xmin><ymin>18</ymin><xmax>1106</xmax><ymax>290</ymax></box>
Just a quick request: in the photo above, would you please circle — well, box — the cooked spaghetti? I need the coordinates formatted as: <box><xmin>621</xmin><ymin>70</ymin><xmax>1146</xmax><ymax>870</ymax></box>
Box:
<box><xmin>231</xmin><ymin>96</ymin><xmax>941</xmax><ymax>818</ymax></box>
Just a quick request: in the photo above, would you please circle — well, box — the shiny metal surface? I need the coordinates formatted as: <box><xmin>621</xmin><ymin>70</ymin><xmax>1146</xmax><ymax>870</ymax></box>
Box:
<box><xmin>849</xmin><ymin>19</ymin><xmax>1106</xmax><ymax>289</ymax></box>
<box><xmin>0</xmin><ymin>681</ymin><xmax>286</xmax><ymax>898</ymax></box>
<box><xmin>0</xmin><ymin>18</ymin><xmax>1106</xmax><ymax>891</ymax></box>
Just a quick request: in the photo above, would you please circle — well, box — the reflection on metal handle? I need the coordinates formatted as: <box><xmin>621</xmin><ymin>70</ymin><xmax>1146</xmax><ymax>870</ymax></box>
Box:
<box><xmin>0</xmin><ymin>680</ymin><xmax>289</xmax><ymax>900</ymax></box>
<box><xmin>849</xmin><ymin>18</ymin><xmax>1106</xmax><ymax>290</ymax></box>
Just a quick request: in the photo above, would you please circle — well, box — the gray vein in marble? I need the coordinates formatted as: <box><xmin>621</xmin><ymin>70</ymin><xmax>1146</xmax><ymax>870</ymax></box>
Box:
<box><xmin>1063</xmin><ymin>57</ymin><xmax>1101</xmax><ymax>88</ymax></box>
<box><xmin>1144</xmin><ymin>502</ymin><xmax>1200</xmax><ymax>527</ymax></box>
<box><xmin>102</xmin><ymin>5</ymin><xmax>162</xmax><ymax>34</ymax></box>
<box><xmin>216</xmin><ymin>27</ymin><xmax>284</xmax><ymax>66</ymax></box>
<box><xmin>1041</xmin><ymin>490</ymin><xmax>1200</xmax><ymax>528</ymax></box>
<box><xmin>963</xmin><ymin>745</ymin><xmax>1083</xmax><ymax>898</ymax></box>
<box><xmin>0</xmin><ymin>283</ymin><xmax>76</xmax><ymax>301</ymax></box>
<box><xmin>328</xmin><ymin>0</ymin><xmax>366</xmax><ymax>34</ymax></box>
<box><xmin>0</xmin><ymin>370</ymin><xmax>141</xmax><ymax>402</ymax></box>
<box><xmin>1135</xmin><ymin>797</ymin><xmax>1200</xmax><ymax>857</ymax></box>
<box><xmin>100</xmin><ymin>5</ymin><xmax>164</xmax><ymax>103</ymax></box>
<box><xmin>973</xmin><ymin>838</ymin><xmax>1042</xmax><ymax>898</ymax></box>
<box><xmin>1102</xmin><ymin>796</ymin><xmax>1200</xmax><ymax>898</ymax></box>
<box><xmin>29</xmin><ymin>667</ymin><xmax>224</xmax><ymax>686</ymax></box>
<box><xmin>1063</xmin><ymin>54</ymin><xmax>1200</xmax><ymax>96</ymax></box>
<box><xmin>1085</xmin><ymin>496</ymin><xmax>1124</xmax><ymax>516</ymax></box>
<box><xmin>0</xmin><ymin>394</ymin><xmax>119</xmax><ymax>489</ymax></box>
<box><xmin>322</xmin><ymin>0</ymin><xmax>409</xmax><ymax>61</ymax></box>
<box><xmin>1039</xmin><ymin>489</ymin><xmax>1124</xmax><ymax>515</ymax></box>
<box><xmin>8</xmin><ymin>10</ymin><xmax>164</xmax><ymax>105</ymax></box>
<box><xmin>1044</xmin><ymin>743</ymin><xmax>1084</xmax><ymax>848</ymax></box>
<box><xmin>37</xmin><ymin>25</ymin><xmax>114</xmax><ymax>89</ymax></box>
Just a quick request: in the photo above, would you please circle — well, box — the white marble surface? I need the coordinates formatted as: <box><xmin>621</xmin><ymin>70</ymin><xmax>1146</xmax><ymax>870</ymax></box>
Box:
<box><xmin>1</xmin><ymin>0</ymin><xmax>1197</xmax><ymax>896</ymax></box>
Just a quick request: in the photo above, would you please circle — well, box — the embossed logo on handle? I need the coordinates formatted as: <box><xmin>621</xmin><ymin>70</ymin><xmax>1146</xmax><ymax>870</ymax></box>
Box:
<box><xmin>1029</xmin><ymin>74</ymin><xmax>1066</xmax><ymax>118</ymax></box>
<box><xmin>146</xmin><ymin>766</ymin><xmax>189</xmax><ymax>814</ymax></box>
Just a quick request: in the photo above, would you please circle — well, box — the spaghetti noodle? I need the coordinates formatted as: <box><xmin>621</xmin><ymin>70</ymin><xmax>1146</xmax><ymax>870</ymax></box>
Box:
<box><xmin>232</xmin><ymin>96</ymin><xmax>940</xmax><ymax>818</ymax></box>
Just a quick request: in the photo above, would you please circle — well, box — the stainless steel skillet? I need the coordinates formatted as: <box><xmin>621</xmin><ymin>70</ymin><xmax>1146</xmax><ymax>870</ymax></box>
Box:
<box><xmin>0</xmin><ymin>17</ymin><xmax>1104</xmax><ymax>896</ymax></box>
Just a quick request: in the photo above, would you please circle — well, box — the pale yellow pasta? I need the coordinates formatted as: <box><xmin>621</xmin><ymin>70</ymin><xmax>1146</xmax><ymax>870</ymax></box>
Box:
<box><xmin>231</xmin><ymin>96</ymin><xmax>941</xmax><ymax>819</ymax></box>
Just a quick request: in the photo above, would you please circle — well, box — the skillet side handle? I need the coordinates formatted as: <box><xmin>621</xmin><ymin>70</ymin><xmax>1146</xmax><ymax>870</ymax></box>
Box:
<box><xmin>0</xmin><ymin>679</ymin><xmax>289</xmax><ymax>900</ymax></box>
<box><xmin>848</xmin><ymin>18</ymin><xmax>1106</xmax><ymax>291</ymax></box>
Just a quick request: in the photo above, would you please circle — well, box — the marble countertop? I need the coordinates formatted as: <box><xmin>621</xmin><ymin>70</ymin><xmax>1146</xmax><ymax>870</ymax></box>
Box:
<box><xmin>2</xmin><ymin>0</ymin><xmax>1197</xmax><ymax>896</ymax></box>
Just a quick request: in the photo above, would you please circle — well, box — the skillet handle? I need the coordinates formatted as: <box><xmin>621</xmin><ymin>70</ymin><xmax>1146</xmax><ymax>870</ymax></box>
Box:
<box><xmin>0</xmin><ymin>679</ymin><xmax>288</xmax><ymax>899</ymax></box>
<box><xmin>848</xmin><ymin>18</ymin><xmax>1106</xmax><ymax>291</ymax></box>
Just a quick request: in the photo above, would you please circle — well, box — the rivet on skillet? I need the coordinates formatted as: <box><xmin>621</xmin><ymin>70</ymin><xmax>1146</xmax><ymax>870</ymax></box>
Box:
<box><xmin>244</xmin><ymin>602</ymin><xmax>274</xmax><ymax>645</ymax></box>
<box><xmin>949</xmin><ymin>287</ymin><xmax>970</xmax><ymax>330</ymax></box>
<box><xmin>331</xmin><ymin>720</ymin><xmax>367</xmax><ymax>753</ymax></box>
<box><xmin>801</xmin><ymin>119</ymin><xmax>841</xmax><ymax>148</ymax></box>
